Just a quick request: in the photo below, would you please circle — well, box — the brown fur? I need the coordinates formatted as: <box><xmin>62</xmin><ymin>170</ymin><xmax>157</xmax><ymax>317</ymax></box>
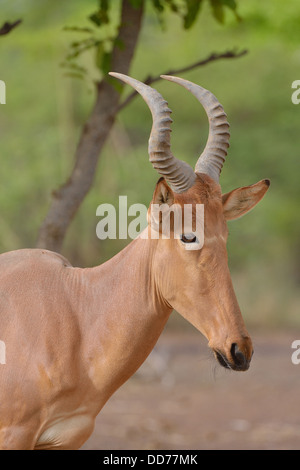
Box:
<box><xmin>0</xmin><ymin>175</ymin><xmax>269</xmax><ymax>449</ymax></box>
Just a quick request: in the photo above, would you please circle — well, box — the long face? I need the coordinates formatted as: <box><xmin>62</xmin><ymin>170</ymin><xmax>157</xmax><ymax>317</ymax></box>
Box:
<box><xmin>150</xmin><ymin>174</ymin><xmax>270</xmax><ymax>372</ymax></box>
<box><xmin>109</xmin><ymin>72</ymin><xmax>270</xmax><ymax>372</ymax></box>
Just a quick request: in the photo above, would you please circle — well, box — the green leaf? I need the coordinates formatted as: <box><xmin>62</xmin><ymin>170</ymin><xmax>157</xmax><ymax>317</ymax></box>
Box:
<box><xmin>221</xmin><ymin>0</ymin><xmax>237</xmax><ymax>10</ymax></box>
<box><xmin>89</xmin><ymin>12</ymin><xmax>103</xmax><ymax>27</ymax></box>
<box><xmin>95</xmin><ymin>43</ymin><xmax>104</xmax><ymax>70</ymax></box>
<box><xmin>183</xmin><ymin>0</ymin><xmax>203</xmax><ymax>29</ymax></box>
<box><xmin>210</xmin><ymin>0</ymin><xmax>225</xmax><ymax>23</ymax></box>
<box><xmin>66</xmin><ymin>38</ymin><xmax>100</xmax><ymax>60</ymax></box>
<box><xmin>88</xmin><ymin>0</ymin><xmax>110</xmax><ymax>27</ymax></box>
<box><xmin>63</xmin><ymin>26</ymin><xmax>94</xmax><ymax>33</ymax></box>
<box><xmin>221</xmin><ymin>0</ymin><xmax>241</xmax><ymax>21</ymax></box>
<box><xmin>101</xmin><ymin>51</ymin><xmax>112</xmax><ymax>76</ymax></box>
<box><xmin>165</xmin><ymin>0</ymin><xmax>179</xmax><ymax>13</ymax></box>
<box><xmin>209</xmin><ymin>0</ymin><xmax>241</xmax><ymax>23</ymax></box>
<box><xmin>151</xmin><ymin>0</ymin><xmax>165</xmax><ymax>13</ymax></box>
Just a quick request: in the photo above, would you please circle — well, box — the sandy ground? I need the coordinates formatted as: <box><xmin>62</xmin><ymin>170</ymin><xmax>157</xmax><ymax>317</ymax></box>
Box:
<box><xmin>81</xmin><ymin>328</ymin><xmax>300</xmax><ymax>450</ymax></box>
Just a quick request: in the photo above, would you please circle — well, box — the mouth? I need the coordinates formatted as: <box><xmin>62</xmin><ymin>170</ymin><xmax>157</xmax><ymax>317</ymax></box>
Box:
<box><xmin>213</xmin><ymin>347</ymin><xmax>251</xmax><ymax>372</ymax></box>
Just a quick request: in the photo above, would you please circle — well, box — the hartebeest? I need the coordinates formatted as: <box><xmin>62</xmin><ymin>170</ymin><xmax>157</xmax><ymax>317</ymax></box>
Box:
<box><xmin>0</xmin><ymin>73</ymin><xmax>270</xmax><ymax>449</ymax></box>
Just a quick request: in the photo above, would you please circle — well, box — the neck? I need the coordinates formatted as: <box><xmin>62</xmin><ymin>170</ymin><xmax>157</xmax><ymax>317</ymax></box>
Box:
<box><xmin>81</xmin><ymin>236</ymin><xmax>172</xmax><ymax>407</ymax></box>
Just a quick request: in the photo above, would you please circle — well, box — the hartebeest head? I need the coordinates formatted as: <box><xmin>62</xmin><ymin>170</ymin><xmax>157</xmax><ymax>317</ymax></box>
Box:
<box><xmin>110</xmin><ymin>72</ymin><xmax>270</xmax><ymax>371</ymax></box>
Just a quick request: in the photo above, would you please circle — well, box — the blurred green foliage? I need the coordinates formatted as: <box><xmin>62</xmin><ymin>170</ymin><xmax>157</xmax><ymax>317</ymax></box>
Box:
<box><xmin>60</xmin><ymin>0</ymin><xmax>240</xmax><ymax>80</ymax></box>
<box><xmin>0</xmin><ymin>0</ymin><xmax>299</xmax><ymax>328</ymax></box>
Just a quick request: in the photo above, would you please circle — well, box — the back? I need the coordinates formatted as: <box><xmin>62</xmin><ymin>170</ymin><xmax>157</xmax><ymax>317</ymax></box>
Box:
<box><xmin>0</xmin><ymin>249</ymin><xmax>83</xmax><ymax>428</ymax></box>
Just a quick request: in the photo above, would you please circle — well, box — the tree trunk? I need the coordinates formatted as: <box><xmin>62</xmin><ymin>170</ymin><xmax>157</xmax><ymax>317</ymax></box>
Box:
<box><xmin>36</xmin><ymin>0</ymin><xmax>144</xmax><ymax>253</ymax></box>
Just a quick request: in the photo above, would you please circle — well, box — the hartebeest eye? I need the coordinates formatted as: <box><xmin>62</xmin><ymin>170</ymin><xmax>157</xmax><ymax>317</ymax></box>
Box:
<box><xmin>180</xmin><ymin>234</ymin><xmax>197</xmax><ymax>244</ymax></box>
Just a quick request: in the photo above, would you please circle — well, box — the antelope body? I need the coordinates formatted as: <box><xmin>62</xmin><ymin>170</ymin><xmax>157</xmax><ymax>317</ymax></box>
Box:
<box><xmin>0</xmin><ymin>74</ymin><xmax>270</xmax><ymax>449</ymax></box>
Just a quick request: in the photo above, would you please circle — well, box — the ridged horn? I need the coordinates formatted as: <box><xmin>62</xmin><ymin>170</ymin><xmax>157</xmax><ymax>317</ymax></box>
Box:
<box><xmin>161</xmin><ymin>75</ymin><xmax>230</xmax><ymax>183</ymax></box>
<box><xmin>109</xmin><ymin>72</ymin><xmax>196</xmax><ymax>193</ymax></box>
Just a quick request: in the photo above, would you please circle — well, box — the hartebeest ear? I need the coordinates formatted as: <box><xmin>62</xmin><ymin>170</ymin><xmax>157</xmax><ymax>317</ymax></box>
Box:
<box><xmin>222</xmin><ymin>179</ymin><xmax>270</xmax><ymax>221</ymax></box>
<box><xmin>147</xmin><ymin>178</ymin><xmax>175</xmax><ymax>229</ymax></box>
<box><xmin>152</xmin><ymin>177</ymin><xmax>175</xmax><ymax>206</ymax></box>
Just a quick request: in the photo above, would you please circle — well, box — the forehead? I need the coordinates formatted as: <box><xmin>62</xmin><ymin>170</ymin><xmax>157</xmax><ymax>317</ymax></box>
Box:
<box><xmin>173</xmin><ymin>174</ymin><xmax>228</xmax><ymax>238</ymax></box>
<box><xmin>174</xmin><ymin>173</ymin><xmax>221</xmax><ymax>202</ymax></box>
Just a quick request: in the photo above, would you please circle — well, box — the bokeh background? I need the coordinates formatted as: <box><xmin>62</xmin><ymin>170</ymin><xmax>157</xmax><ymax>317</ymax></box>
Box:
<box><xmin>1</xmin><ymin>0</ymin><xmax>300</xmax><ymax>450</ymax></box>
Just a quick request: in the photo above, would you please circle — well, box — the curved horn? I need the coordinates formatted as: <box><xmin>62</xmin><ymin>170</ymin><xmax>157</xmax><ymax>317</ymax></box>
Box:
<box><xmin>161</xmin><ymin>75</ymin><xmax>230</xmax><ymax>183</ymax></box>
<box><xmin>109</xmin><ymin>72</ymin><xmax>196</xmax><ymax>193</ymax></box>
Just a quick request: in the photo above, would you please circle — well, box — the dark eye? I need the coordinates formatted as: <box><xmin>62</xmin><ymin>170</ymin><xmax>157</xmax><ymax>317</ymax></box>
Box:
<box><xmin>181</xmin><ymin>234</ymin><xmax>197</xmax><ymax>243</ymax></box>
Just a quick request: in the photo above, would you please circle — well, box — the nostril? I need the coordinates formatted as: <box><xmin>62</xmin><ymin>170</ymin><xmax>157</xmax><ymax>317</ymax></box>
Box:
<box><xmin>231</xmin><ymin>343</ymin><xmax>247</xmax><ymax>367</ymax></box>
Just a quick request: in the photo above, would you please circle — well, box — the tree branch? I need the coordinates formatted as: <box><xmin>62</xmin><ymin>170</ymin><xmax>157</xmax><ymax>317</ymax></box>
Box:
<box><xmin>36</xmin><ymin>0</ymin><xmax>145</xmax><ymax>253</ymax></box>
<box><xmin>0</xmin><ymin>20</ymin><xmax>22</xmax><ymax>36</ymax></box>
<box><xmin>118</xmin><ymin>48</ymin><xmax>248</xmax><ymax>111</ymax></box>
